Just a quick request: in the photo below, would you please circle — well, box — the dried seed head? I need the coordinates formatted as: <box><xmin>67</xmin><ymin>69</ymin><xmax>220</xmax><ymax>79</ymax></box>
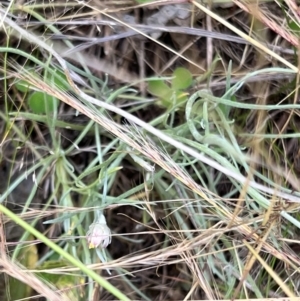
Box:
<box><xmin>86</xmin><ymin>212</ymin><xmax>111</xmax><ymax>249</ymax></box>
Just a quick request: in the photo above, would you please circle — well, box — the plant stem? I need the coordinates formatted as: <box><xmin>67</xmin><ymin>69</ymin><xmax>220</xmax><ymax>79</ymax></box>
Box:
<box><xmin>0</xmin><ymin>204</ymin><xmax>131</xmax><ymax>301</ymax></box>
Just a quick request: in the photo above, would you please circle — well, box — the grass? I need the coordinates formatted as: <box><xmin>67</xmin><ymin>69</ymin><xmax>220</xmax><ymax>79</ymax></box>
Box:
<box><xmin>1</xmin><ymin>0</ymin><xmax>300</xmax><ymax>300</ymax></box>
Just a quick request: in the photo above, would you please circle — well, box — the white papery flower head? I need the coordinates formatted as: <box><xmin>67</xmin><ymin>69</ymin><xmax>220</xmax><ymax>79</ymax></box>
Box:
<box><xmin>86</xmin><ymin>211</ymin><xmax>111</xmax><ymax>249</ymax></box>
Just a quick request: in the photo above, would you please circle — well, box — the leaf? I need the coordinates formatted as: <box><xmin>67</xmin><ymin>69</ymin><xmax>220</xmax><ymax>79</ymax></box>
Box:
<box><xmin>176</xmin><ymin>90</ymin><xmax>189</xmax><ymax>104</ymax></box>
<box><xmin>287</xmin><ymin>20</ymin><xmax>300</xmax><ymax>36</ymax></box>
<box><xmin>172</xmin><ymin>67</ymin><xmax>193</xmax><ymax>90</ymax></box>
<box><xmin>15</xmin><ymin>79</ymin><xmax>32</xmax><ymax>93</ymax></box>
<box><xmin>160</xmin><ymin>90</ymin><xmax>188</xmax><ymax>109</ymax></box>
<box><xmin>148</xmin><ymin>79</ymin><xmax>173</xmax><ymax>99</ymax></box>
<box><xmin>219</xmin><ymin>94</ymin><xmax>236</xmax><ymax>119</ymax></box>
<box><xmin>148</xmin><ymin>78</ymin><xmax>189</xmax><ymax>109</ymax></box>
<box><xmin>28</xmin><ymin>91</ymin><xmax>59</xmax><ymax>114</ymax></box>
<box><xmin>9</xmin><ymin>235</ymin><xmax>38</xmax><ymax>300</ymax></box>
<box><xmin>50</xmin><ymin>69</ymin><xmax>69</xmax><ymax>90</ymax></box>
<box><xmin>37</xmin><ymin>260</ymin><xmax>84</xmax><ymax>301</ymax></box>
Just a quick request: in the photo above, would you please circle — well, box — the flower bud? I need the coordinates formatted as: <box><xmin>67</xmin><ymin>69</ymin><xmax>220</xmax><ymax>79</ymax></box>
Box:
<box><xmin>86</xmin><ymin>212</ymin><xmax>111</xmax><ymax>249</ymax></box>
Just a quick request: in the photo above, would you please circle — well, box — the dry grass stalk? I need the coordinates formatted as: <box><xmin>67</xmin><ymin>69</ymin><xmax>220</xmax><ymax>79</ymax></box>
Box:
<box><xmin>0</xmin><ymin>256</ymin><xmax>67</xmax><ymax>301</ymax></box>
<box><xmin>231</xmin><ymin>0</ymin><xmax>299</xmax><ymax>47</ymax></box>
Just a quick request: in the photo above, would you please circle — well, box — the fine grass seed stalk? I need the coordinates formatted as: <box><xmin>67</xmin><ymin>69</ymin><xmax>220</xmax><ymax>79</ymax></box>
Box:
<box><xmin>127</xmin><ymin>145</ymin><xmax>155</xmax><ymax>194</ymax></box>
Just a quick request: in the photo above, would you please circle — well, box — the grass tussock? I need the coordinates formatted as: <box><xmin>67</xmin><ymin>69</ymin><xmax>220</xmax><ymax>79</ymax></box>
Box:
<box><xmin>1</xmin><ymin>0</ymin><xmax>300</xmax><ymax>300</ymax></box>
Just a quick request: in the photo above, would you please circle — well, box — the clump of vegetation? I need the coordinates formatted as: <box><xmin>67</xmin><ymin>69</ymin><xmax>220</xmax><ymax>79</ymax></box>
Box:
<box><xmin>1</xmin><ymin>0</ymin><xmax>300</xmax><ymax>300</ymax></box>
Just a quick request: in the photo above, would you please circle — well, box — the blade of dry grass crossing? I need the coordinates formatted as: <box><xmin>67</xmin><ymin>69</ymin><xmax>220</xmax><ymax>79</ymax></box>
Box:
<box><xmin>242</xmin><ymin>240</ymin><xmax>296</xmax><ymax>298</ymax></box>
<box><xmin>191</xmin><ymin>0</ymin><xmax>299</xmax><ymax>71</ymax></box>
